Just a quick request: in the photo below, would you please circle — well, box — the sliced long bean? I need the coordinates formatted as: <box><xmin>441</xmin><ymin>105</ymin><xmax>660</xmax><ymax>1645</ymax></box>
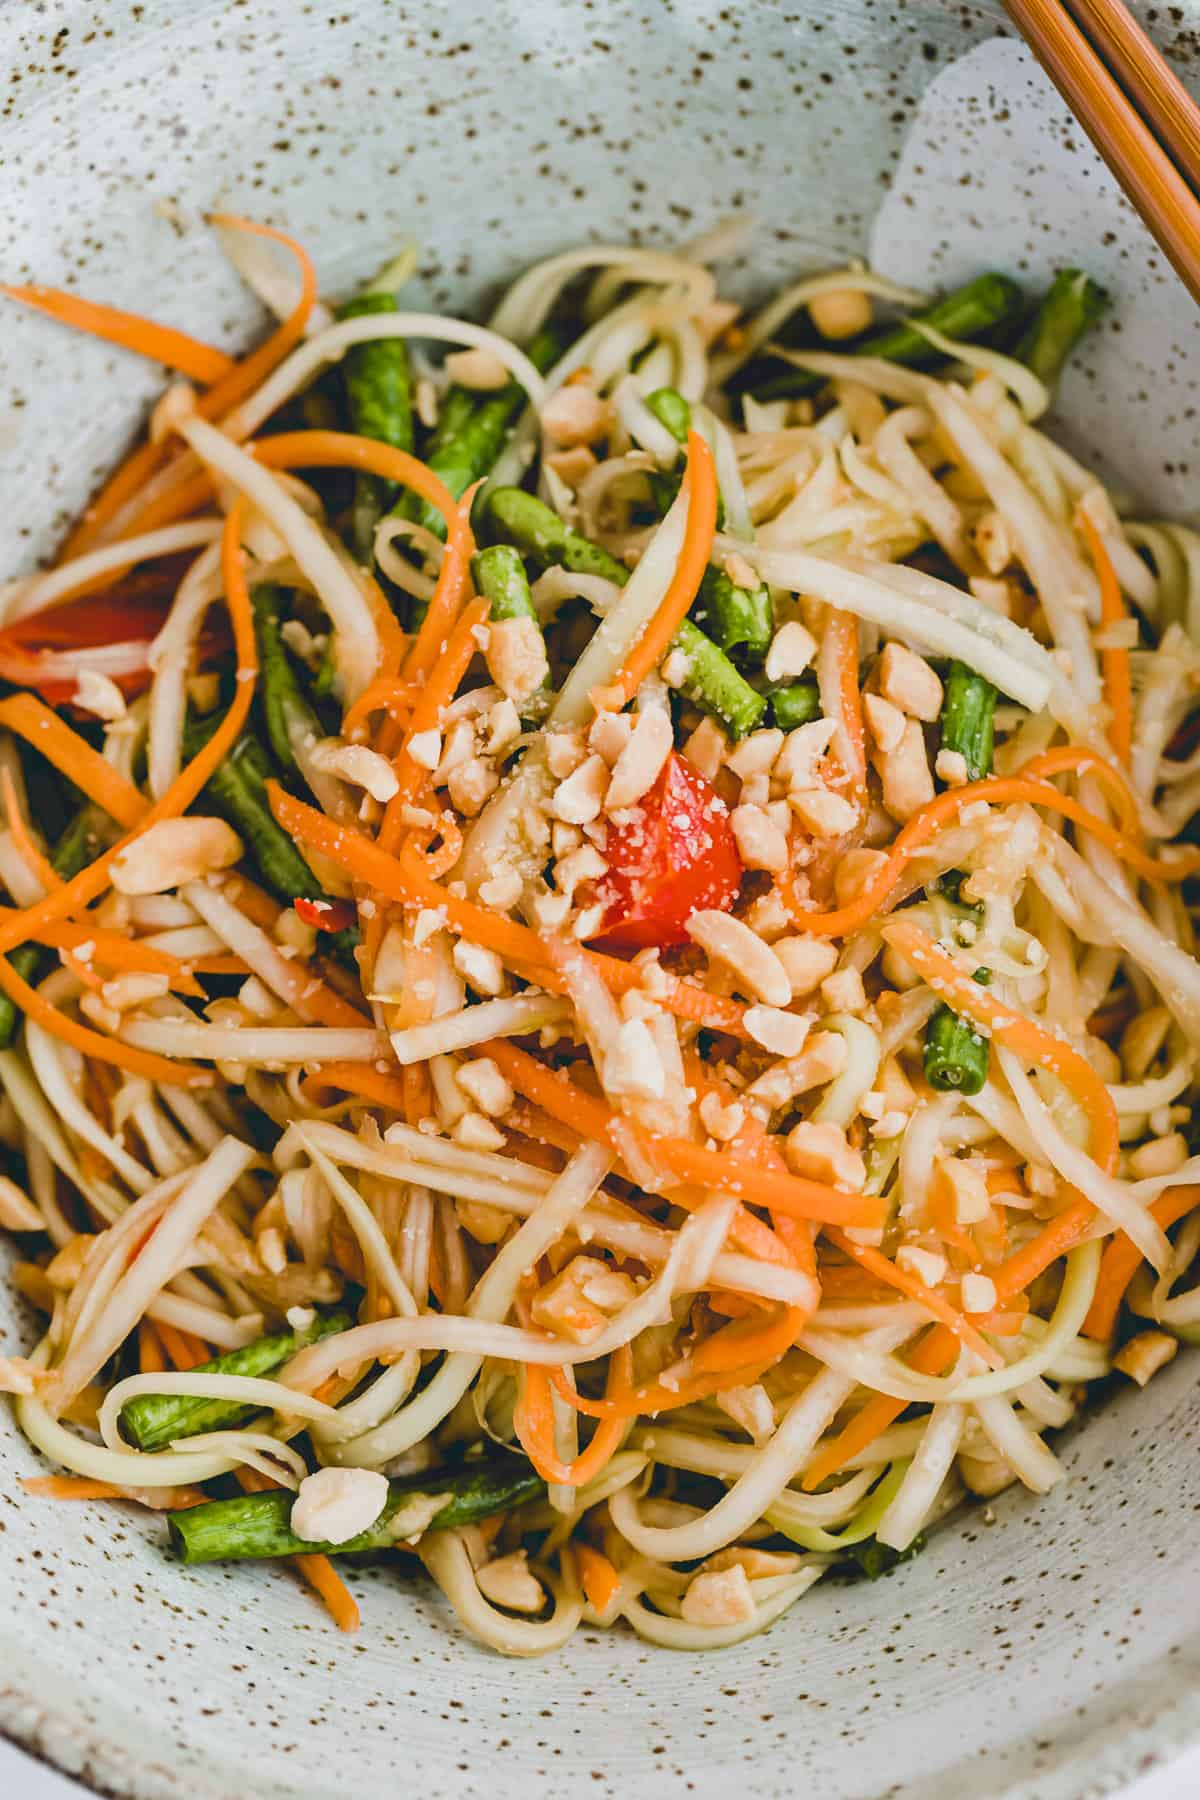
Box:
<box><xmin>168</xmin><ymin>1457</ymin><xmax>546</xmax><ymax>1563</ymax></box>
<box><xmin>0</xmin><ymin>803</ymin><xmax>110</xmax><ymax>1049</ymax></box>
<box><xmin>693</xmin><ymin>566</ymin><xmax>772</xmax><ymax>665</ymax></box>
<box><xmin>183</xmin><ymin>713</ymin><xmax>358</xmax><ymax>962</ymax></box>
<box><xmin>400</xmin><ymin>326</ymin><xmax>561</xmax><ymax>542</ymax></box>
<box><xmin>1016</xmin><ymin>269</ymin><xmax>1108</xmax><ymax>387</ymax></box>
<box><xmin>939</xmin><ymin>660</ymin><xmax>996</xmax><ymax>783</ymax></box>
<box><xmin>337</xmin><ymin>285</ymin><xmax>414</xmax><ymax>559</ymax></box>
<box><xmin>924</xmin><ymin>969</ymin><xmax>991</xmax><ymax>1095</ymax></box>
<box><xmin>251</xmin><ymin>585</ymin><xmax>326</xmax><ymax>783</ymax></box>
<box><xmin>481</xmin><ymin>488</ymin><xmax>765</xmax><ymax>735</ymax></box>
<box><xmin>120</xmin><ymin>1310</ymin><xmax>354</xmax><ymax>1452</ymax></box>
<box><xmin>471</xmin><ymin>544</ymin><xmax>538</xmax><ymax>623</ymax></box>
<box><xmin>769</xmin><ymin>678</ymin><xmax>821</xmax><ymax>731</ymax></box>
<box><xmin>748</xmin><ymin>273</ymin><xmax>1024</xmax><ymax>402</ymax></box>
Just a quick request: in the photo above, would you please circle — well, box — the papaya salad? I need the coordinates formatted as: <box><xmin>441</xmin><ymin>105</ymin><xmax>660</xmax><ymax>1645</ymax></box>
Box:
<box><xmin>1</xmin><ymin>216</ymin><xmax>1199</xmax><ymax>1655</ymax></box>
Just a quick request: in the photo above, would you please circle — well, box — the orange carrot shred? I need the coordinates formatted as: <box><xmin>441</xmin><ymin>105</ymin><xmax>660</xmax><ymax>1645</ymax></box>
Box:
<box><xmin>1081</xmin><ymin>511</ymin><xmax>1133</xmax><ymax>765</ymax></box>
<box><xmin>0</xmin><ymin>694</ymin><xmax>148</xmax><ymax>829</ymax></box>
<box><xmin>0</xmin><ymin>283</ymin><xmax>235</xmax><ymax>384</ymax></box>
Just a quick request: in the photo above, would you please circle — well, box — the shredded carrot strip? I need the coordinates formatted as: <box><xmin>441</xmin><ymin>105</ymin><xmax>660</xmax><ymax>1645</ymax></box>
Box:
<box><xmin>0</xmin><ymin>284</ymin><xmax>235</xmax><ymax>384</ymax></box>
<box><xmin>576</xmin><ymin>1543</ymin><xmax>621</xmax><ymax>1614</ymax></box>
<box><xmin>514</xmin><ymin>1344</ymin><xmax>632</xmax><ymax>1487</ymax></box>
<box><xmin>827</xmin><ymin>609</ymin><xmax>867</xmax><ymax>796</ymax></box>
<box><xmin>1083</xmin><ymin>1183</ymin><xmax>1200</xmax><ymax>1339</ymax></box>
<box><xmin>0</xmin><ymin>503</ymin><xmax>257</xmax><ymax>962</ymax></box>
<box><xmin>0</xmin><ymin>695</ymin><xmax>147</xmax><ymax>830</ymax></box>
<box><xmin>267</xmin><ymin>785</ymin><xmax>751</xmax><ymax>1039</ymax></box>
<box><xmin>379</xmin><ymin>595</ymin><xmax>489</xmax><ymax>851</ymax></box>
<box><xmin>1020</xmin><ymin>745</ymin><xmax>1140</xmax><ymax>837</ymax></box>
<box><xmin>483</xmin><ymin>1037</ymin><xmax>885</xmax><ymax>1229</ymax></box>
<box><xmin>592</xmin><ymin>430</ymin><xmax>718</xmax><ymax>710</ymax></box>
<box><xmin>688</xmin><ymin>1302</ymin><xmax>806</xmax><ymax>1376</ymax></box>
<box><xmin>883</xmin><ymin>918</ymin><xmax>1121</xmax><ymax>1172</ymax></box>
<box><xmin>291</xmin><ymin>1552</ymin><xmax>361</xmax><ymax>1632</ymax></box>
<box><xmin>55</xmin><ymin>439</ymin><xmax>179</xmax><ymax>565</ymax></box>
<box><xmin>1081</xmin><ymin>513</ymin><xmax>1133</xmax><ymax>765</ymax></box>
<box><xmin>825</xmin><ymin>1228</ymin><xmax>1003</xmax><ymax>1369</ymax></box>
<box><xmin>0</xmin><ymin>768</ymin><xmax>58</xmax><ymax>892</ymax></box>
<box><xmin>0</xmin><ymin>951</ymin><xmax>209</xmax><ymax>1085</ymax></box>
<box><xmin>138</xmin><ymin>1318</ymin><xmax>166</xmax><ymax>1374</ymax></box>
<box><xmin>341</xmin><ymin>678</ymin><xmax>420</xmax><ymax>739</ymax></box>
<box><xmin>157</xmin><ymin>1322</ymin><xmax>211</xmax><ymax>1370</ymax></box>
<box><xmin>21</xmin><ymin>1475</ymin><xmax>124</xmax><ymax>1500</ymax></box>
<box><xmin>784</xmin><ymin>763</ymin><xmax>1198</xmax><ymax>937</ymax></box>
<box><xmin>400</xmin><ymin>481</ymin><xmax>480</xmax><ymax>689</ymax></box>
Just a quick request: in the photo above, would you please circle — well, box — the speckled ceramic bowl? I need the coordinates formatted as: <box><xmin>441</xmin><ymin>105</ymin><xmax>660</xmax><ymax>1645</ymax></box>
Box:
<box><xmin>3</xmin><ymin>2</ymin><xmax>1200</xmax><ymax>1796</ymax></box>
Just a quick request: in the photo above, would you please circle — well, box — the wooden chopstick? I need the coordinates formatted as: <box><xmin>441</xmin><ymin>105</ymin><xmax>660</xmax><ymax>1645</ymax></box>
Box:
<box><xmin>1003</xmin><ymin>0</ymin><xmax>1200</xmax><ymax>305</ymax></box>
<box><xmin>1063</xmin><ymin>0</ymin><xmax>1200</xmax><ymax>186</ymax></box>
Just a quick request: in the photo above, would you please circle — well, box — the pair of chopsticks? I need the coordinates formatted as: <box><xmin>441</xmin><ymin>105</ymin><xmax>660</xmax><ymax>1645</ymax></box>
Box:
<box><xmin>1003</xmin><ymin>0</ymin><xmax>1200</xmax><ymax>304</ymax></box>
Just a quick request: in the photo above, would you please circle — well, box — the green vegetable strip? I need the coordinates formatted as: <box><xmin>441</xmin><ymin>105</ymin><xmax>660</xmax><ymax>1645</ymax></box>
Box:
<box><xmin>769</xmin><ymin>678</ymin><xmax>821</xmax><ymax>731</ymax></box>
<box><xmin>470</xmin><ymin>544</ymin><xmax>538</xmax><ymax>623</ymax></box>
<box><xmin>120</xmin><ymin>1310</ymin><xmax>353</xmax><ymax>1452</ymax></box>
<box><xmin>939</xmin><ymin>660</ymin><xmax>997</xmax><ymax>783</ymax></box>
<box><xmin>482</xmin><ymin>488</ymin><xmax>765</xmax><ymax>736</ymax></box>
<box><xmin>337</xmin><ymin>287</ymin><xmax>414</xmax><ymax>560</ymax></box>
<box><xmin>250</xmin><ymin>585</ymin><xmax>326</xmax><ymax>782</ymax></box>
<box><xmin>401</xmin><ymin>326</ymin><xmax>561</xmax><ymax>542</ymax></box>
<box><xmin>1016</xmin><ymin>269</ymin><xmax>1108</xmax><ymax>387</ymax></box>
<box><xmin>167</xmin><ymin>1458</ymin><xmax>546</xmax><ymax>1564</ymax></box>
<box><xmin>0</xmin><ymin>804</ymin><xmax>110</xmax><ymax>1050</ymax></box>
<box><xmin>644</xmin><ymin>386</ymin><xmax>691</xmax><ymax>445</ymax></box>
<box><xmin>183</xmin><ymin>713</ymin><xmax>359</xmax><ymax>963</ymax></box>
<box><xmin>924</xmin><ymin>968</ymin><xmax>991</xmax><ymax>1096</ymax></box>
<box><xmin>750</xmin><ymin>272</ymin><xmax>1024</xmax><ymax>402</ymax></box>
<box><xmin>692</xmin><ymin>565</ymin><xmax>772</xmax><ymax>665</ymax></box>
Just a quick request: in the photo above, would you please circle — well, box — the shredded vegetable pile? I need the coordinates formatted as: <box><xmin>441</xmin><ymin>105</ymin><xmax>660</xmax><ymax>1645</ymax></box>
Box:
<box><xmin>1</xmin><ymin>217</ymin><xmax>1199</xmax><ymax>1654</ymax></box>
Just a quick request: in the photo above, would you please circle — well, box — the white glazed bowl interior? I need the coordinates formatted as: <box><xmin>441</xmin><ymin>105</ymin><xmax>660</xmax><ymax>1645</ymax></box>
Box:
<box><xmin>2</xmin><ymin>4</ymin><xmax>1200</xmax><ymax>1797</ymax></box>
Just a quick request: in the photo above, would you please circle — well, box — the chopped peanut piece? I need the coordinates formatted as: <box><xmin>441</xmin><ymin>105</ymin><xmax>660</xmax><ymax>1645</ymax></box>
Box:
<box><xmin>486</xmin><ymin>616</ymin><xmax>548</xmax><ymax>707</ymax></box>
<box><xmin>703</xmin><ymin>1544</ymin><xmax>801</xmax><ymax>1579</ymax></box>
<box><xmin>784</xmin><ymin>1120</ymin><xmax>866</xmax><ymax>1188</ymax></box>
<box><xmin>686</xmin><ymin>910</ymin><xmax>792</xmax><ymax>1008</ymax></box>
<box><xmin>879</xmin><ymin>643</ymin><xmax>943</xmax><ymax>721</ymax></box>
<box><xmin>605</xmin><ymin>1018</ymin><xmax>666</xmax><ymax>1101</ymax></box>
<box><xmin>820</xmin><ymin>966</ymin><xmax>866</xmax><ymax>1014</ymax></box>
<box><xmin>730</xmin><ymin>803</ymin><xmax>789</xmax><ymax>872</ymax></box>
<box><xmin>456</xmin><ymin>1198</ymin><xmax>511</xmax><ymax>1244</ymax></box>
<box><xmin>1127</xmin><ymin>1134</ymin><xmax>1188</xmax><ymax>1179</ymax></box>
<box><xmin>452</xmin><ymin>940</ymin><xmax>505</xmax><ymax>996</ymax></box>
<box><xmin>588</xmin><ymin>710</ymin><xmax>634</xmax><ymax>767</ymax></box>
<box><xmin>809</xmin><ymin>287</ymin><xmax>873</xmax><ymax>340</ymax></box>
<box><xmin>764</xmin><ymin>621</ymin><xmax>817</xmax><ymax>685</ymax></box>
<box><xmin>698</xmin><ymin>1090</ymin><xmax>746</xmax><ymax>1141</ymax></box>
<box><xmin>540</xmin><ymin>385</ymin><xmax>612</xmax><ymax>448</ymax></box>
<box><xmin>971</xmin><ymin>509</ymin><xmax>1012</xmax><ymax>575</ymax></box>
<box><xmin>1113</xmin><ymin>1331</ymin><xmax>1179</xmax><ymax>1387</ymax></box>
<box><xmin>681</xmin><ymin>717</ymin><xmax>729</xmax><ymax>780</ymax></box>
<box><xmin>775</xmin><ymin>717</ymin><xmax>837</xmax><ymax>790</ymax></box>
<box><xmin>773</xmin><ymin>936</ymin><xmax>839</xmax><ymax>996</ymax></box>
<box><xmin>552</xmin><ymin>753</ymin><xmax>609</xmax><ymax>825</ymax></box>
<box><xmin>726</xmin><ymin>729</ymin><xmax>784</xmax><ymax>781</ymax></box>
<box><xmin>935</xmin><ymin>748</ymin><xmax>970</xmax><ymax>787</ymax></box>
<box><xmin>790</xmin><ymin>787</ymin><xmax>857</xmax><ymax>839</ymax></box>
<box><xmin>896</xmin><ymin>1244</ymin><xmax>948</xmax><ymax>1288</ymax></box>
<box><xmin>110</xmin><ymin>819</ymin><xmax>241</xmax><ymax>895</ymax></box>
<box><xmin>448</xmin><ymin>757</ymin><xmax>500</xmax><ymax>818</ymax></box>
<box><xmin>477</xmin><ymin>1550</ymin><xmax>547</xmax><ymax>1613</ymax></box>
<box><xmin>878</xmin><ymin>719</ymin><xmax>935</xmax><ymax>822</ymax></box>
<box><xmin>863</xmin><ymin>692</ymin><xmax>906</xmax><ymax>754</ymax></box>
<box><xmin>605</xmin><ymin>707</ymin><xmax>673</xmax><ymax>809</ymax></box>
<box><xmin>961</xmin><ymin>1273</ymin><xmax>998</xmax><ymax>1313</ymax></box>
<box><xmin>455</xmin><ymin>1057</ymin><xmax>514</xmax><ymax>1117</ymax></box>
<box><xmin>681</xmin><ymin>1563</ymin><xmax>757</xmax><ymax>1627</ymax></box>
<box><xmin>530</xmin><ymin>1255</ymin><xmax>636</xmax><ymax>1342</ymax></box>
<box><xmin>444</xmin><ymin>348</ymin><xmax>512</xmax><ymax>390</ymax></box>
<box><xmin>743</xmin><ymin>1005</ymin><xmax>810</xmax><ymax>1057</ymax></box>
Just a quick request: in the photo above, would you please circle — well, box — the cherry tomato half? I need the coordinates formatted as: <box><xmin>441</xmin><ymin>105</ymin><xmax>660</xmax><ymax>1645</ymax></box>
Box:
<box><xmin>589</xmin><ymin>751</ymin><xmax>743</xmax><ymax>951</ymax></box>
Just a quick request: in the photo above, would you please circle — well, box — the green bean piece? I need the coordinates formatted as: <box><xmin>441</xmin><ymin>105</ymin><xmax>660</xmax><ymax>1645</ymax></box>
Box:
<box><xmin>120</xmin><ymin>1310</ymin><xmax>354</xmax><ymax>1452</ymax></box>
<box><xmin>167</xmin><ymin>1458</ymin><xmax>546</xmax><ymax>1564</ymax></box>
<box><xmin>769</xmin><ymin>678</ymin><xmax>821</xmax><ymax>732</ymax></box>
<box><xmin>482</xmin><ymin>488</ymin><xmax>765</xmax><ymax>736</ymax></box>
<box><xmin>749</xmin><ymin>273</ymin><xmax>1025</xmax><ymax>403</ymax></box>
<box><xmin>644</xmin><ymin>386</ymin><xmax>691</xmax><ymax>446</ymax></box>
<box><xmin>337</xmin><ymin>289</ymin><xmax>414</xmax><ymax>560</ymax></box>
<box><xmin>183</xmin><ymin>713</ymin><xmax>358</xmax><ymax>963</ymax></box>
<box><xmin>0</xmin><ymin>804</ymin><xmax>110</xmax><ymax>1049</ymax></box>
<box><xmin>1015</xmin><ymin>269</ymin><xmax>1108</xmax><ymax>388</ymax></box>
<box><xmin>400</xmin><ymin>327</ymin><xmax>561</xmax><ymax>542</ymax></box>
<box><xmin>672</xmin><ymin>619</ymin><xmax>767</xmax><ymax>737</ymax></box>
<box><xmin>924</xmin><ymin>969</ymin><xmax>991</xmax><ymax>1096</ymax></box>
<box><xmin>470</xmin><ymin>545</ymin><xmax>538</xmax><ymax>623</ymax></box>
<box><xmin>846</xmin><ymin>1534</ymin><xmax>926</xmax><ymax>1580</ymax></box>
<box><xmin>939</xmin><ymin>660</ymin><xmax>997</xmax><ymax>783</ymax></box>
<box><xmin>251</xmin><ymin>585</ymin><xmax>326</xmax><ymax>782</ymax></box>
<box><xmin>692</xmin><ymin>565</ymin><xmax>772</xmax><ymax>665</ymax></box>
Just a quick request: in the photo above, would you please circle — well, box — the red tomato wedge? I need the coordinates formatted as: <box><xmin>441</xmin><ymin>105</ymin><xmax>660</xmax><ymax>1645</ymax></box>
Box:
<box><xmin>589</xmin><ymin>751</ymin><xmax>743</xmax><ymax>951</ymax></box>
<box><xmin>0</xmin><ymin>560</ymin><xmax>227</xmax><ymax>707</ymax></box>
<box><xmin>294</xmin><ymin>896</ymin><xmax>358</xmax><ymax>935</ymax></box>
